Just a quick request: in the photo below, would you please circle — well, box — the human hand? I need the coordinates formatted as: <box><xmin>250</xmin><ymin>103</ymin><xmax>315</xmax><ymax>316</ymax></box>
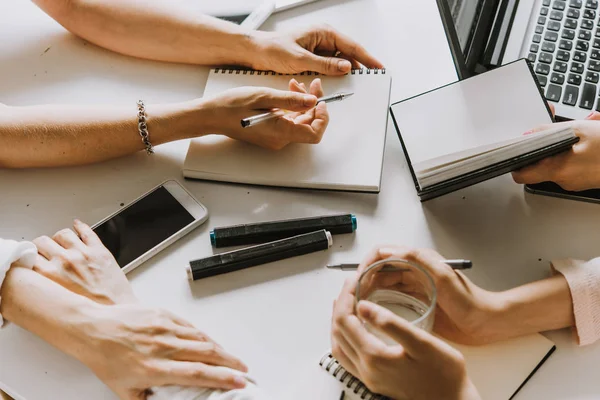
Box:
<box><xmin>512</xmin><ymin>113</ymin><xmax>600</xmax><ymax>191</ymax></box>
<box><xmin>78</xmin><ymin>303</ymin><xmax>248</xmax><ymax>400</ymax></box>
<box><xmin>32</xmin><ymin>219</ymin><xmax>136</xmax><ymax>305</ymax></box>
<box><xmin>333</xmin><ymin>299</ymin><xmax>480</xmax><ymax>400</ymax></box>
<box><xmin>202</xmin><ymin>78</ymin><xmax>329</xmax><ymax>150</ymax></box>
<box><xmin>250</xmin><ymin>24</ymin><xmax>383</xmax><ymax>75</ymax></box>
<box><xmin>332</xmin><ymin>246</ymin><xmax>505</xmax><ymax>357</ymax></box>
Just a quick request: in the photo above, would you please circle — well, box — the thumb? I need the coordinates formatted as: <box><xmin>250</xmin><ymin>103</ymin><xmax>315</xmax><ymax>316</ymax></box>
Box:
<box><xmin>512</xmin><ymin>160</ymin><xmax>553</xmax><ymax>185</ymax></box>
<box><xmin>357</xmin><ymin>300</ymin><xmax>436</xmax><ymax>355</ymax></box>
<box><xmin>303</xmin><ymin>51</ymin><xmax>352</xmax><ymax>75</ymax></box>
<box><xmin>253</xmin><ymin>88</ymin><xmax>317</xmax><ymax>111</ymax></box>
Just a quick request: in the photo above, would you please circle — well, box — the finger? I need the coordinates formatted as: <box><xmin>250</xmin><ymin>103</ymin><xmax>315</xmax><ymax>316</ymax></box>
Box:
<box><xmin>338</xmin><ymin>53</ymin><xmax>362</xmax><ymax>69</ymax></box>
<box><xmin>172</xmin><ymin>340</ymin><xmax>248</xmax><ymax>373</ymax></box>
<box><xmin>163</xmin><ymin>310</ymin><xmax>197</xmax><ymax>329</ymax></box>
<box><xmin>288</xmin><ymin>78</ymin><xmax>307</xmax><ymax>94</ymax></box>
<box><xmin>304</xmin><ymin>51</ymin><xmax>353</xmax><ymax>75</ymax></box>
<box><xmin>357</xmin><ymin>301</ymin><xmax>437</xmax><ymax>355</ymax></box>
<box><xmin>309</xmin><ymin>78</ymin><xmax>325</xmax><ymax>98</ymax></box>
<box><xmin>172</xmin><ymin>326</ymin><xmax>223</xmax><ymax>350</ymax></box>
<box><xmin>253</xmin><ymin>88</ymin><xmax>317</xmax><ymax>111</ymax></box>
<box><xmin>548</xmin><ymin>103</ymin><xmax>555</xmax><ymax>117</ymax></box>
<box><xmin>340</xmin><ymin>313</ymin><xmax>397</xmax><ymax>365</ymax></box>
<box><xmin>511</xmin><ymin>152</ymin><xmax>569</xmax><ymax>185</ymax></box>
<box><xmin>73</xmin><ymin>219</ymin><xmax>103</xmax><ymax>247</ymax></box>
<box><xmin>52</xmin><ymin>228</ymin><xmax>86</xmax><ymax>251</ymax></box>
<box><xmin>274</xmin><ymin>117</ymin><xmax>322</xmax><ymax>144</ymax></box>
<box><xmin>332</xmin><ymin>277</ymin><xmax>359</xmax><ymax>339</ymax></box>
<box><xmin>585</xmin><ymin>110</ymin><xmax>600</xmax><ymax>120</ymax></box>
<box><xmin>333</xmin><ymin>332</ymin><xmax>361</xmax><ymax>377</ymax></box>
<box><xmin>326</xmin><ymin>29</ymin><xmax>384</xmax><ymax>69</ymax></box>
<box><xmin>33</xmin><ymin>235</ymin><xmax>67</xmax><ymax>260</ymax></box>
<box><xmin>154</xmin><ymin>361</ymin><xmax>247</xmax><ymax>390</ymax></box>
<box><xmin>293</xmin><ymin>107</ymin><xmax>317</xmax><ymax>126</ymax></box>
<box><xmin>311</xmin><ymin>102</ymin><xmax>329</xmax><ymax>135</ymax></box>
<box><xmin>31</xmin><ymin>254</ymin><xmax>56</xmax><ymax>275</ymax></box>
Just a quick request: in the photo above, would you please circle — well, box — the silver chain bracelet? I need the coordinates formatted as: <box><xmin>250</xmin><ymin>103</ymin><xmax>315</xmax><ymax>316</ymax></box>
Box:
<box><xmin>136</xmin><ymin>100</ymin><xmax>154</xmax><ymax>154</ymax></box>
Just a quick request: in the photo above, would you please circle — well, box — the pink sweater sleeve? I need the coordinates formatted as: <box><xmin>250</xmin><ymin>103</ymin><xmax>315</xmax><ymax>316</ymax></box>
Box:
<box><xmin>552</xmin><ymin>258</ymin><xmax>600</xmax><ymax>346</ymax></box>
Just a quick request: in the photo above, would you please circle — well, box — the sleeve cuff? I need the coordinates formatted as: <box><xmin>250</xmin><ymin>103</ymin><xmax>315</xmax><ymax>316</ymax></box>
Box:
<box><xmin>0</xmin><ymin>239</ymin><xmax>37</xmax><ymax>327</ymax></box>
<box><xmin>552</xmin><ymin>258</ymin><xmax>600</xmax><ymax>346</ymax></box>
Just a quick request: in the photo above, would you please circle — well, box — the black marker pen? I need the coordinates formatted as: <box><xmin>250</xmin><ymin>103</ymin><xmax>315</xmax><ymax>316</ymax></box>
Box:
<box><xmin>188</xmin><ymin>230</ymin><xmax>333</xmax><ymax>281</ymax></box>
<box><xmin>210</xmin><ymin>214</ymin><xmax>356</xmax><ymax>248</ymax></box>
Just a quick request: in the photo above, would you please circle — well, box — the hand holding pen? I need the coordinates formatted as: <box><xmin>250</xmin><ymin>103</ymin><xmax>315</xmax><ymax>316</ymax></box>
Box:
<box><xmin>215</xmin><ymin>78</ymin><xmax>330</xmax><ymax>150</ymax></box>
<box><xmin>241</xmin><ymin>91</ymin><xmax>353</xmax><ymax>128</ymax></box>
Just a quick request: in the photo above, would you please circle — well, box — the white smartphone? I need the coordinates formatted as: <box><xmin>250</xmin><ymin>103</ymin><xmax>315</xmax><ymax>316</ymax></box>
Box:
<box><xmin>92</xmin><ymin>180</ymin><xmax>208</xmax><ymax>274</ymax></box>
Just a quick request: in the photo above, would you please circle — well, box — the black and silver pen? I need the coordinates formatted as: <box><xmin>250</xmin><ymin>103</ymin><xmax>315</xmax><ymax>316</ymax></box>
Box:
<box><xmin>241</xmin><ymin>92</ymin><xmax>354</xmax><ymax>128</ymax></box>
<box><xmin>326</xmin><ymin>259</ymin><xmax>473</xmax><ymax>271</ymax></box>
<box><xmin>187</xmin><ymin>230</ymin><xmax>333</xmax><ymax>281</ymax></box>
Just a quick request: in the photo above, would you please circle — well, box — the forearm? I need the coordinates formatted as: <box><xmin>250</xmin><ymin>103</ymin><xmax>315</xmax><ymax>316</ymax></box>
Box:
<box><xmin>0</xmin><ymin>267</ymin><xmax>99</xmax><ymax>362</ymax></box>
<box><xmin>32</xmin><ymin>0</ymin><xmax>256</xmax><ymax>66</ymax></box>
<box><xmin>0</xmin><ymin>100</ymin><xmax>205</xmax><ymax>168</ymax></box>
<box><xmin>490</xmin><ymin>275</ymin><xmax>574</xmax><ymax>340</ymax></box>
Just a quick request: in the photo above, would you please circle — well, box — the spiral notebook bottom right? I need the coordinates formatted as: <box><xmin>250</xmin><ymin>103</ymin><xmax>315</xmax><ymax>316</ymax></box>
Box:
<box><xmin>306</xmin><ymin>333</ymin><xmax>555</xmax><ymax>400</ymax></box>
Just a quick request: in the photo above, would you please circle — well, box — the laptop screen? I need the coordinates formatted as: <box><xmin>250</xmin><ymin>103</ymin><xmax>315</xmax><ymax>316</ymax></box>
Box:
<box><xmin>437</xmin><ymin>0</ymin><xmax>505</xmax><ymax>78</ymax></box>
<box><xmin>442</xmin><ymin>0</ymin><xmax>485</xmax><ymax>58</ymax></box>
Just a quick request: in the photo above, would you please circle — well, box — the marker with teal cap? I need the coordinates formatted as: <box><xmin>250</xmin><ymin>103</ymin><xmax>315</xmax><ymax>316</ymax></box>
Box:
<box><xmin>210</xmin><ymin>213</ymin><xmax>357</xmax><ymax>248</ymax></box>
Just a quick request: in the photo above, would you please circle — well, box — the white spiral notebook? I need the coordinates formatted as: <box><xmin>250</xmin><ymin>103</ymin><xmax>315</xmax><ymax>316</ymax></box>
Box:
<box><xmin>310</xmin><ymin>333</ymin><xmax>555</xmax><ymax>400</ymax></box>
<box><xmin>183</xmin><ymin>68</ymin><xmax>392</xmax><ymax>193</ymax></box>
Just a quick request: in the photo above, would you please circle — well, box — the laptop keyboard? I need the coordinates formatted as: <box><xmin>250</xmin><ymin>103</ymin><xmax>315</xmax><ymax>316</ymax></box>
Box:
<box><xmin>528</xmin><ymin>0</ymin><xmax>600</xmax><ymax>110</ymax></box>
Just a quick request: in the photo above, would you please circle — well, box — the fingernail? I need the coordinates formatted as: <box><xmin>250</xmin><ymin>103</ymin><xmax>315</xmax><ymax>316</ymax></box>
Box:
<box><xmin>523</xmin><ymin>130</ymin><xmax>534</xmax><ymax>135</ymax></box>
<box><xmin>586</xmin><ymin>111</ymin><xmax>598</xmax><ymax>119</ymax></box>
<box><xmin>74</xmin><ymin>219</ymin><xmax>81</xmax><ymax>224</ymax></box>
<box><xmin>233</xmin><ymin>376</ymin><xmax>247</xmax><ymax>388</ymax></box>
<box><xmin>337</xmin><ymin>60</ymin><xmax>351</xmax><ymax>72</ymax></box>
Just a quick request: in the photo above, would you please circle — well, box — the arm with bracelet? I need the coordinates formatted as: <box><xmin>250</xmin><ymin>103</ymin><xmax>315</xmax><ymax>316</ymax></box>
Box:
<box><xmin>0</xmin><ymin>78</ymin><xmax>329</xmax><ymax>168</ymax></box>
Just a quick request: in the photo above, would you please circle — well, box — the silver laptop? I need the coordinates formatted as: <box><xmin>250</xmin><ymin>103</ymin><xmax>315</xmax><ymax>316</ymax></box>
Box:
<box><xmin>437</xmin><ymin>0</ymin><xmax>599</xmax><ymax>120</ymax></box>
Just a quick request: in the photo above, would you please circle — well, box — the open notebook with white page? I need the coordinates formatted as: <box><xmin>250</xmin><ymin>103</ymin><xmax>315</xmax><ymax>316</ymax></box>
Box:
<box><xmin>183</xmin><ymin>69</ymin><xmax>391</xmax><ymax>193</ymax></box>
<box><xmin>389</xmin><ymin>59</ymin><xmax>578</xmax><ymax>201</ymax></box>
<box><xmin>297</xmin><ymin>333</ymin><xmax>555</xmax><ymax>400</ymax></box>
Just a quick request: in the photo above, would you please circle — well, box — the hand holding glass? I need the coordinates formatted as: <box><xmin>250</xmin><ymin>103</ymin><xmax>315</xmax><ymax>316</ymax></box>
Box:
<box><xmin>355</xmin><ymin>258</ymin><xmax>437</xmax><ymax>342</ymax></box>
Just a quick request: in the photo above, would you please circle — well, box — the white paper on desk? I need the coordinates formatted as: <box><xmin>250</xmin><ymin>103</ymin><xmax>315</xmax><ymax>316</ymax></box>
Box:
<box><xmin>183</xmin><ymin>69</ymin><xmax>391</xmax><ymax>193</ymax></box>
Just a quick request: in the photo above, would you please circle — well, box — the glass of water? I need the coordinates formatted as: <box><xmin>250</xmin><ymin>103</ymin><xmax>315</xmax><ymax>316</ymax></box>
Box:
<box><xmin>355</xmin><ymin>258</ymin><xmax>437</xmax><ymax>341</ymax></box>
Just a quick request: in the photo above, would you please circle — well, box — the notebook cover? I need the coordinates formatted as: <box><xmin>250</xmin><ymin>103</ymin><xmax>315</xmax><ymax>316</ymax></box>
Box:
<box><xmin>389</xmin><ymin>58</ymin><xmax>566</xmax><ymax>201</ymax></box>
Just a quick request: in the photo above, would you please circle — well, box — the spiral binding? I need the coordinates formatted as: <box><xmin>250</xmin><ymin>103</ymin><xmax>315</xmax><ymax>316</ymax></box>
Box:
<box><xmin>212</xmin><ymin>68</ymin><xmax>387</xmax><ymax>76</ymax></box>
<box><xmin>319</xmin><ymin>352</ymin><xmax>390</xmax><ymax>400</ymax></box>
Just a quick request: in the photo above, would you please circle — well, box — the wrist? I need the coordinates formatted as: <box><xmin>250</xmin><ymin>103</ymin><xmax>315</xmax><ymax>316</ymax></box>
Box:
<box><xmin>148</xmin><ymin>100</ymin><xmax>210</xmax><ymax>143</ymax></box>
<box><xmin>67</xmin><ymin>302</ymin><xmax>110</xmax><ymax>364</ymax></box>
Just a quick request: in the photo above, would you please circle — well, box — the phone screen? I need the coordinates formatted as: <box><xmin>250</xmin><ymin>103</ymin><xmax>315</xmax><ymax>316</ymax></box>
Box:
<box><xmin>94</xmin><ymin>186</ymin><xmax>195</xmax><ymax>267</ymax></box>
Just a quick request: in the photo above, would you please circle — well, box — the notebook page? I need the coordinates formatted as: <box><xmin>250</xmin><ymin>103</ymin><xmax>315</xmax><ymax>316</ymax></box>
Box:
<box><xmin>183</xmin><ymin>70</ymin><xmax>391</xmax><ymax>192</ymax></box>
<box><xmin>302</xmin><ymin>333</ymin><xmax>554</xmax><ymax>400</ymax></box>
<box><xmin>391</xmin><ymin>59</ymin><xmax>552</xmax><ymax>165</ymax></box>
<box><xmin>451</xmin><ymin>334</ymin><xmax>555</xmax><ymax>400</ymax></box>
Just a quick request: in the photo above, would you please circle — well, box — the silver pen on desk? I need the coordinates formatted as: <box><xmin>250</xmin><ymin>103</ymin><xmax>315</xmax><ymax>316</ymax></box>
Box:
<box><xmin>327</xmin><ymin>259</ymin><xmax>473</xmax><ymax>271</ymax></box>
<box><xmin>240</xmin><ymin>92</ymin><xmax>354</xmax><ymax>128</ymax></box>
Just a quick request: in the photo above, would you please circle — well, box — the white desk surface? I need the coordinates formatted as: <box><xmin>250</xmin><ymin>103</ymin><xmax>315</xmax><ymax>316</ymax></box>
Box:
<box><xmin>1</xmin><ymin>1</ymin><xmax>600</xmax><ymax>399</ymax></box>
